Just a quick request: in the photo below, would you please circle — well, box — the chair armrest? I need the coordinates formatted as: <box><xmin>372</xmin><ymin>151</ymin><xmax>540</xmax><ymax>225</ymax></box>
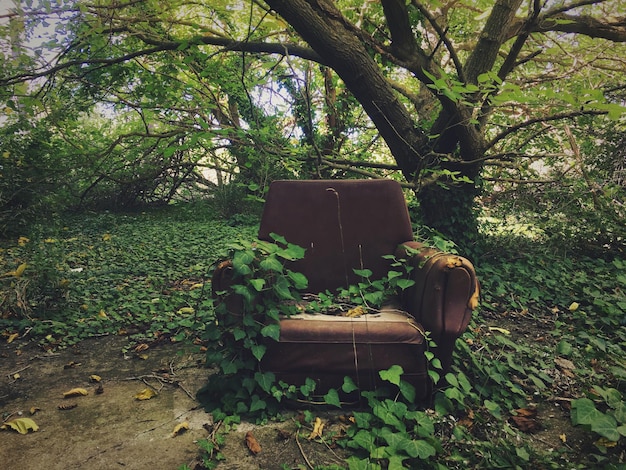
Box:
<box><xmin>396</xmin><ymin>241</ymin><xmax>479</xmax><ymax>371</ymax></box>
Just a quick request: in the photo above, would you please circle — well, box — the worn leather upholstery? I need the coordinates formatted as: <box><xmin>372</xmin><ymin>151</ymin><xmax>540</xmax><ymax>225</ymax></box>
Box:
<box><xmin>212</xmin><ymin>179</ymin><xmax>478</xmax><ymax>401</ymax></box>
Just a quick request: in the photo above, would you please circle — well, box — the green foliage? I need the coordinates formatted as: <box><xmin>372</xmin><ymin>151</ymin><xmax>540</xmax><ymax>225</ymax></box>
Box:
<box><xmin>198</xmin><ymin>233</ymin><xmax>309</xmax><ymax>417</ymax></box>
<box><xmin>571</xmin><ymin>388</ymin><xmax>626</xmax><ymax>446</ymax></box>
<box><xmin>1</xmin><ymin>202</ymin><xmax>625</xmax><ymax>468</ymax></box>
<box><xmin>0</xmin><ymin>202</ymin><xmax>254</xmax><ymax>347</ymax></box>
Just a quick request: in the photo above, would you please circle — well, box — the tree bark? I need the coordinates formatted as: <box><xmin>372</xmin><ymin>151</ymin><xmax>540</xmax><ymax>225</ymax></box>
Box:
<box><xmin>265</xmin><ymin>0</ymin><xmax>428</xmax><ymax>181</ymax></box>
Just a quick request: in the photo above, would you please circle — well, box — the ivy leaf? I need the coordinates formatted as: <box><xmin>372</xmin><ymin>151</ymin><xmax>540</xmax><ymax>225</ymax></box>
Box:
<box><xmin>254</xmin><ymin>371</ymin><xmax>275</xmax><ymax>393</ymax></box>
<box><xmin>398</xmin><ymin>380</ymin><xmax>416</xmax><ymax>403</ymax></box>
<box><xmin>287</xmin><ymin>270</ymin><xmax>308</xmax><ymax>289</ymax></box>
<box><xmin>249</xmin><ymin>394</ymin><xmax>267</xmax><ymax>412</ymax></box>
<box><xmin>260</xmin><ymin>324</ymin><xmax>280</xmax><ymax>341</ymax></box>
<box><xmin>251</xmin><ymin>344</ymin><xmax>267</xmax><ymax>361</ymax></box>
<box><xmin>249</xmin><ymin>278</ymin><xmax>266</xmax><ymax>291</ymax></box>
<box><xmin>347</xmin><ymin>429</ymin><xmax>377</xmax><ymax>452</ymax></box>
<box><xmin>395</xmin><ymin>279</ymin><xmax>415</xmax><ymax>290</ymax></box>
<box><xmin>324</xmin><ymin>388</ymin><xmax>341</xmax><ymax>407</ymax></box>
<box><xmin>259</xmin><ymin>257</ymin><xmax>283</xmax><ymax>272</ymax></box>
<box><xmin>402</xmin><ymin>439</ymin><xmax>436</xmax><ymax>459</ymax></box>
<box><xmin>379</xmin><ymin>365</ymin><xmax>403</xmax><ymax>386</ymax></box>
<box><xmin>272</xmin><ymin>277</ymin><xmax>294</xmax><ymax>300</ymax></box>
<box><xmin>342</xmin><ymin>376</ymin><xmax>359</xmax><ymax>394</ymax></box>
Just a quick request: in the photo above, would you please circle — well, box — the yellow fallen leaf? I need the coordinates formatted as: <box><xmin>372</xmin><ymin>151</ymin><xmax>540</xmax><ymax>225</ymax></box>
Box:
<box><xmin>30</xmin><ymin>407</ymin><xmax>40</xmax><ymax>415</ymax></box>
<box><xmin>468</xmin><ymin>285</ymin><xmax>480</xmax><ymax>310</ymax></box>
<box><xmin>308</xmin><ymin>417</ymin><xmax>325</xmax><ymax>440</ymax></box>
<box><xmin>488</xmin><ymin>326</ymin><xmax>510</xmax><ymax>335</ymax></box>
<box><xmin>1</xmin><ymin>417</ymin><xmax>39</xmax><ymax>434</ymax></box>
<box><xmin>63</xmin><ymin>388</ymin><xmax>88</xmax><ymax>398</ymax></box>
<box><xmin>134</xmin><ymin>388</ymin><xmax>157</xmax><ymax>400</ymax></box>
<box><xmin>97</xmin><ymin>309</ymin><xmax>108</xmax><ymax>319</ymax></box>
<box><xmin>446</xmin><ymin>256</ymin><xmax>463</xmax><ymax>269</ymax></box>
<box><xmin>17</xmin><ymin>236</ymin><xmax>29</xmax><ymax>246</ymax></box>
<box><xmin>2</xmin><ymin>262</ymin><xmax>28</xmax><ymax>278</ymax></box>
<box><xmin>44</xmin><ymin>238</ymin><xmax>57</xmax><ymax>243</ymax></box>
<box><xmin>569</xmin><ymin>302</ymin><xmax>580</xmax><ymax>312</ymax></box>
<box><xmin>13</xmin><ymin>373</ymin><xmax>20</xmax><ymax>380</ymax></box>
<box><xmin>177</xmin><ymin>307</ymin><xmax>195</xmax><ymax>315</ymax></box>
<box><xmin>89</xmin><ymin>375</ymin><xmax>102</xmax><ymax>382</ymax></box>
<box><xmin>7</xmin><ymin>332</ymin><xmax>19</xmax><ymax>344</ymax></box>
<box><xmin>102</xmin><ymin>233</ymin><xmax>112</xmax><ymax>241</ymax></box>
<box><xmin>345</xmin><ymin>306</ymin><xmax>365</xmax><ymax>317</ymax></box>
<box><xmin>559</xmin><ymin>433</ymin><xmax>567</xmax><ymax>443</ymax></box>
<box><xmin>171</xmin><ymin>421</ymin><xmax>189</xmax><ymax>437</ymax></box>
<box><xmin>595</xmin><ymin>437</ymin><xmax>617</xmax><ymax>448</ymax></box>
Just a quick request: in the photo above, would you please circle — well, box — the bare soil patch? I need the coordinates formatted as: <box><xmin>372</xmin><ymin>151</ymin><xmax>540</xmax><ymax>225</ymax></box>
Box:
<box><xmin>0</xmin><ymin>336</ymin><xmax>350</xmax><ymax>470</ymax></box>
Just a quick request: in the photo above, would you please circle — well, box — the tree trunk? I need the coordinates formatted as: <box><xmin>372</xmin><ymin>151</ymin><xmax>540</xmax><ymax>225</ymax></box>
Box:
<box><xmin>265</xmin><ymin>0</ymin><xmax>428</xmax><ymax>180</ymax></box>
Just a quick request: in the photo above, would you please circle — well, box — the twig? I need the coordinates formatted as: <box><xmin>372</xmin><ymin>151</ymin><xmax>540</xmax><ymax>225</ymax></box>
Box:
<box><xmin>295</xmin><ymin>431</ymin><xmax>315</xmax><ymax>470</ymax></box>
<box><xmin>123</xmin><ymin>373</ymin><xmax>195</xmax><ymax>400</ymax></box>
<box><xmin>7</xmin><ymin>365</ymin><xmax>30</xmax><ymax>379</ymax></box>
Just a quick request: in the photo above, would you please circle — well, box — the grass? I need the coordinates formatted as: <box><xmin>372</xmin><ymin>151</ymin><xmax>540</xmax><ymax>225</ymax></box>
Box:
<box><xmin>1</xmin><ymin>202</ymin><xmax>625</xmax><ymax>468</ymax></box>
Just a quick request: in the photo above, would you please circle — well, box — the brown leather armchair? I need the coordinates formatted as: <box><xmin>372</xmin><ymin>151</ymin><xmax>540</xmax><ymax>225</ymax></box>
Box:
<box><xmin>212</xmin><ymin>179</ymin><xmax>478</xmax><ymax>401</ymax></box>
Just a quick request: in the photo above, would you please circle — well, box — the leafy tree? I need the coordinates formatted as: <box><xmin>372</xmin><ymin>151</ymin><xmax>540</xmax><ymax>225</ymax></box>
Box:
<box><xmin>1</xmin><ymin>0</ymin><xmax>625</xmax><ymax>244</ymax></box>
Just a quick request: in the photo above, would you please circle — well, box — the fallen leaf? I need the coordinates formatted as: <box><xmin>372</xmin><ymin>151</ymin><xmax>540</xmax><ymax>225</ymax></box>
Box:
<box><xmin>1</xmin><ymin>417</ymin><xmax>39</xmax><ymax>434</ymax></box>
<box><xmin>102</xmin><ymin>233</ymin><xmax>112</xmax><ymax>241</ymax></box>
<box><xmin>177</xmin><ymin>307</ymin><xmax>195</xmax><ymax>315</ymax></box>
<box><xmin>568</xmin><ymin>302</ymin><xmax>579</xmax><ymax>312</ymax></box>
<box><xmin>172</xmin><ymin>421</ymin><xmax>189</xmax><ymax>437</ymax></box>
<box><xmin>446</xmin><ymin>256</ymin><xmax>463</xmax><ymax>268</ymax></box>
<box><xmin>510</xmin><ymin>408</ymin><xmax>541</xmax><ymax>433</ymax></box>
<box><xmin>559</xmin><ymin>433</ymin><xmax>567</xmax><ymax>443</ymax></box>
<box><xmin>595</xmin><ymin>437</ymin><xmax>618</xmax><ymax>448</ymax></box>
<box><xmin>89</xmin><ymin>374</ymin><xmax>102</xmax><ymax>382</ymax></box>
<box><xmin>488</xmin><ymin>326</ymin><xmax>510</xmax><ymax>335</ymax></box>
<box><xmin>309</xmin><ymin>417</ymin><xmax>325</xmax><ymax>440</ymax></box>
<box><xmin>63</xmin><ymin>388</ymin><xmax>88</xmax><ymax>398</ymax></box>
<box><xmin>7</xmin><ymin>332</ymin><xmax>19</xmax><ymax>344</ymax></box>
<box><xmin>14</xmin><ymin>263</ymin><xmax>27</xmax><ymax>278</ymax></box>
<box><xmin>458</xmin><ymin>408</ymin><xmax>475</xmax><ymax>428</ymax></box>
<box><xmin>468</xmin><ymin>287</ymin><xmax>480</xmax><ymax>310</ymax></box>
<box><xmin>345</xmin><ymin>306</ymin><xmax>365</xmax><ymax>317</ymax></box>
<box><xmin>97</xmin><ymin>309</ymin><xmax>108</xmax><ymax>319</ymax></box>
<box><xmin>30</xmin><ymin>407</ymin><xmax>40</xmax><ymax>415</ymax></box>
<box><xmin>58</xmin><ymin>403</ymin><xmax>77</xmax><ymax>410</ymax></box>
<box><xmin>245</xmin><ymin>431</ymin><xmax>262</xmax><ymax>454</ymax></box>
<box><xmin>555</xmin><ymin>357</ymin><xmax>576</xmax><ymax>370</ymax></box>
<box><xmin>12</xmin><ymin>373</ymin><xmax>20</xmax><ymax>380</ymax></box>
<box><xmin>134</xmin><ymin>343</ymin><xmax>149</xmax><ymax>353</ymax></box>
<box><xmin>134</xmin><ymin>388</ymin><xmax>157</xmax><ymax>400</ymax></box>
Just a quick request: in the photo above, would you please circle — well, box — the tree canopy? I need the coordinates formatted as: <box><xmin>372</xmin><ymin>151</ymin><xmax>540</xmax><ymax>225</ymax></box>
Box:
<box><xmin>1</xmin><ymin>0</ymin><xmax>624</xmax><ymax>246</ymax></box>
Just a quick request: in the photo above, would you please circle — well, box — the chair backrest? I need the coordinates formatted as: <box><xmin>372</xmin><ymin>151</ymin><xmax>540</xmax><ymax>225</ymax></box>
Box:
<box><xmin>258</xmin><ymin>179</ymin><xmax>414</xmax><ymax>292</ymax></box>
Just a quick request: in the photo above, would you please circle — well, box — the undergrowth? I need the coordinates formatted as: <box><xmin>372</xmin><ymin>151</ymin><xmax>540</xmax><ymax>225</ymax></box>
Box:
<box><xmin>0</xmin><ymin>201</ymin><xmax>255</xmax><ymax>349</ymax></box>
<box><xmin>1</xmin><ymin>203</ymin><xmax>625</xmax><ymax>468</ymax></box>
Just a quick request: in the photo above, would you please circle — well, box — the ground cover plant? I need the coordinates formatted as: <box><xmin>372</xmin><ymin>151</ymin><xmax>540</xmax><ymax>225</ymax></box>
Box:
<box><xmin>0</xmin><ymin>201</ymin><xmax>256</xmax><ymax>349</ymax></box>
<box><xmin>1</xmin><ymin>203</ymin><xmax>625</xmax><ymax>469</ymax></box>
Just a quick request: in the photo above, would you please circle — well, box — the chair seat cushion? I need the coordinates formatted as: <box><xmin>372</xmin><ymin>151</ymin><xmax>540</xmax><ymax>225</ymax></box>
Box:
<box><xmin>260</xmin><ymin>309</ymin><xmax>430</xmax><ymax>399</ymax></box>
<box><xmin>277</xmin><ymin>309</ymin><xmax>424</xmax><ymax>345</ymax></box>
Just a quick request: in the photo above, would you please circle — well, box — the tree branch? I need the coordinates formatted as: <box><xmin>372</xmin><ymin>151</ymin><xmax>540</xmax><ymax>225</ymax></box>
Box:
<box><xmin>485</xmin><ymin>109</ymin><xmax>607</xmax><ymax>150</ymax></box>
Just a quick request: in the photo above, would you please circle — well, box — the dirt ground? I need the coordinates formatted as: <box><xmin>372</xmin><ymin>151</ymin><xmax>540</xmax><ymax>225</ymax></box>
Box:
<box><xmin>1</xmin><ymin>319</ymin><xmax>612</xmax><ymax>469</ymax></box>
<box><xmin>0</xmin><ymin>335</ymin><xmax>350</xmax><ymax>470</ymax></box>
